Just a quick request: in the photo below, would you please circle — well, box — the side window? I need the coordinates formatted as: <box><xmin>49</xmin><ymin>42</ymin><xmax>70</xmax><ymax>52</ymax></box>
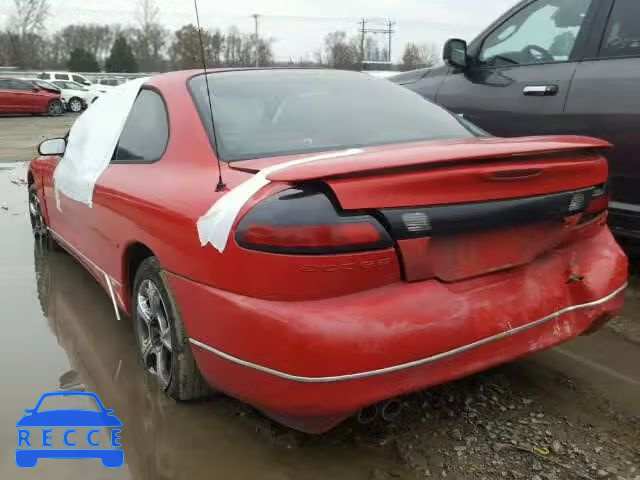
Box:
<box><xmin>5</xmin><ymin>79</ymin><xmax>31</xmax><ymax>91</ymax></box>
<box><xmin>72</xmin><ymin>75</ymin><xmax>86</xmax><ymax>84</ymax></box>
<box><xmin>112</xmin><ymin>89</ymin><xmax>169</xmax><ymax>163</ymax></box>
<box><xmin>600</xmin><ymin>0</ymin><xmax>640</xmax><ymax>58</ymax></box>
<box><xmin>13</xmin><ymin>80</ymin><xmax>32</xmax><ymax>91</ymax></box>
<box><xmin>55</xmin><ymin>73</ymin><xmax>68</xmax><ymax>80</ymax></box>
<box><xmin>479</xmin><ymin>0</ymin><xmax>593</xmax><ymax>66</ymax></box>
<box><xmin>0</xmin><ymin>79</ymin><xmax>9</xmax><ymax>89</ymax></box>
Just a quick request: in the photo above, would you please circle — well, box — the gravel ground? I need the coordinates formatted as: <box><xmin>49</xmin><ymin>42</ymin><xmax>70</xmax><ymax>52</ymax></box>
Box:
<box><xmin>0</xmin><ymin>114</ymin><xmax>77</xmax><ymax>162</ymax></box>
<box><xmin>1</xmin><ymin>117</ymin><xmax>638</xmax><ymax>480</ymax></box>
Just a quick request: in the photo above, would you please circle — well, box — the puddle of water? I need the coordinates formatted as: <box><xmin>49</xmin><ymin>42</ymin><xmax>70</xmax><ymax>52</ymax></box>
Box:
<box><xmin>0</xmin><ymin>166</ymin><xmax>402</xmax><ymax>479</ymax></box>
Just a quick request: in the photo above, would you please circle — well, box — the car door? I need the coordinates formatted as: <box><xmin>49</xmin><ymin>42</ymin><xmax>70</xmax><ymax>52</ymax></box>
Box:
<box><xmin>435</xmin><ymin>0</ymin><xmax>599</xmax><ymax>137</ymax></box>
<box><xmin>564</xmin><ymin>0</ymin><xmax>640</xmax><ymax>233</ymax></box>
<box><xmin>0</xmin><ymin>79</ymin><xmax>14</xmax><ymax>112</ymax></box>
<box><xmin>10</xmin><ymin>79</ymin><xmax>41</xmax><ymax>112</ymax></box>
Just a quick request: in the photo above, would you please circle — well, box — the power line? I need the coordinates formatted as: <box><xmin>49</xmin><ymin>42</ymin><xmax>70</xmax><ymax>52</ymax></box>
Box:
<box><xmin>359</xmin><ymin>18</ymin><xmax>395</xmax><ymax>68</ymax></box>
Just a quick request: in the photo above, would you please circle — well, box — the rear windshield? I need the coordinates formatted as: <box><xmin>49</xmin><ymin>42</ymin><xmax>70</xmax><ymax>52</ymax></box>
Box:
<box><xmin>189</xmin><ymin>69</ymin><xmax>476</xmax><ymax>162</ymax></box>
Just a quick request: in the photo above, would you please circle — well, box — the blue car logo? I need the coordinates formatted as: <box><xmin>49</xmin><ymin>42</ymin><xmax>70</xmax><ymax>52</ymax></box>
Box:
<box><xmin>16</xmin><ymin>391</ymin><xmax>123</xmax><ymax>468</ymax></box>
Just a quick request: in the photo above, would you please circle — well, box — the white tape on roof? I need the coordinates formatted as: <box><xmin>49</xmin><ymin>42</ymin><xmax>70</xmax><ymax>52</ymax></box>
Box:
<box><xmin>53</xmin><ymin>78</ymin><xmax>148</xmax><ymax>210</ymax></box>
<box><xmin>197</xmin><ymin>148</ymin><xmax>364</xmax><ymax>253</ymax></box>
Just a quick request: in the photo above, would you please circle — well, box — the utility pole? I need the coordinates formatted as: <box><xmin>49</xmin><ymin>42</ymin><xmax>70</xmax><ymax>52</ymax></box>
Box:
<box><xmin>360</xmin><ymin>18</ymin><xmax>366</xmax><ymax>70</ymax></box>
<box><xmin>387</xmin><ymin>20</ymin><xmax>396</xmax><ymax>64</ymax></box>
<box><xmin>253</xmin><ymin>13</ymin><xmax>260</xmax><ymax>67</ymax></box>
<box><xmin>358</xmin><ymin>19</ymin><xmax>395</xmax><ymax>70</ymax></box>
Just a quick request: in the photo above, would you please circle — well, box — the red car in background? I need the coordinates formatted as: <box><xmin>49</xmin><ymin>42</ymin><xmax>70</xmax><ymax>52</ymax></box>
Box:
<box><xmin>0</xmin><ymin>77</ymin><xmax>64</xmax><ymax>115</ymax></box>
<box><xmin>27</xmin><ymin>69</ymin><xmax>628</xmax><ymax>433</ymax></box>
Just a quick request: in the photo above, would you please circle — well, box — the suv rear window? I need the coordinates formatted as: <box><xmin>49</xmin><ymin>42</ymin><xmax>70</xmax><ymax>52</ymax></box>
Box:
<box><xmin>190</xmin><ymin>70</ymin><xmax>475</xmax><ymax>162</ymax></box>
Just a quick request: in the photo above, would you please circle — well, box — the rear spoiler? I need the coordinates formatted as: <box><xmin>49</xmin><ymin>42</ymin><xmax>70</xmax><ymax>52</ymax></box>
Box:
<box><xmin>266</xmin><ymin>136</ymin><xmax>611</xmax><ymax>183</ymax></box>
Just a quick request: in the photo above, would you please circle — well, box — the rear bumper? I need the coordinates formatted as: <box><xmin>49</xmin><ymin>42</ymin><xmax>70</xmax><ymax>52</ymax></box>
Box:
<box><xmin>167</xmin><ymin>228</ymin><xmax>627</xmax><ymax>433</ymax></box>
<box><xmin>609</xmin><ymin>202</ymin><xmax>640</xmax><ymax>239</ymax></box>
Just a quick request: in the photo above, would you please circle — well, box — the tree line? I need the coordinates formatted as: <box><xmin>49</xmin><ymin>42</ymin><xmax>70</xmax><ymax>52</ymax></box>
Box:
<box><xmin>0</xmin><ymin>0</ymin><xmax>440</xmax><ymax>73</ymax></box>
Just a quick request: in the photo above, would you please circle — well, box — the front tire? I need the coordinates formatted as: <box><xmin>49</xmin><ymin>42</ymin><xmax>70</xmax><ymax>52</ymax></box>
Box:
<box><xmin>68</xmin><ymin>97</ymin><xmax>83</xmax><ymax>113</ymax></box>
<box><xmin>28</xmin><ymin>184</ymin><xmax>60</xmax><ymax>251</ymax></box>
<box><xmin>132</xmin><ymin>257</ymin><xmax>210</xmax><ymax>401</ymax></box>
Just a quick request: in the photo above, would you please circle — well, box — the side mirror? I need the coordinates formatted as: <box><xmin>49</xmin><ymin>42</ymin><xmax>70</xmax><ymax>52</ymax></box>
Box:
<box><xmin>443</xmin><ymin>38</ymin><xmax>468</xmax><ymax>69</ymax></box>
<box><xmin>39</xmin><ymin>138</ymin><xmax>66</xmax><ymax>156</ymax></box>
<box><xmin>32</xmin><ymin>85</ymin><xmax>41</xmax><ymax>92</ymax></box>
<box><xmin>83</xmin><ymin>81</ymin><xmax>91</xmax><ymax>86</ymax></box>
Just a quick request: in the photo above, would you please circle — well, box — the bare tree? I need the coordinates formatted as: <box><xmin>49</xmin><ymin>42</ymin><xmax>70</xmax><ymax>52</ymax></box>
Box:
<box><xmin>55</xmin><ymin>24</ymin><xmax>113</xmax><ymax>67</ymax></box>
<box><xmin>323</xmin><ymin>31</ymin><xmax>359</xmax><ymax>70</ymax></box>
<box><xmin>10</xmin><ymin>0</ymin><xmax>50</xmax><ymax>37</ymax></box>
<box><xmin>401</xmin><ymin>41</ymin><xmax>440</xmax><ymax>71</ymax></box>
<box><xmin>132</xmin><ymin>0</ymin><xmax>167</xmax><ymax>72</ymax></box>
<box><xmin>417</xmin><ymin>42</ymin><xmax>440</xmax><ymax>67</ymax></box>
<box><xmin>401</xmin><ymin>43</ymin><xmax>421</xmax><ymax>71</ymax></box>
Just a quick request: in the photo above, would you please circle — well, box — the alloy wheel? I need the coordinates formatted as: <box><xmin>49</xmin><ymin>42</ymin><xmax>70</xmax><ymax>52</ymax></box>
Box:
<box><xmin>69</xmin><ymin>99</ymin><xmax>82</xmax><ymax>113</ymax></box>
<box><xmin>136</xmin><ymin>279</ymin><xmax>173</xmax><ymax>388</ymax></box>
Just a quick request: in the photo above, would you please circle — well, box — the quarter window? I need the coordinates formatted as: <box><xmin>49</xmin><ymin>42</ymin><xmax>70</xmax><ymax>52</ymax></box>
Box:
<box><xmin>479</xmin><ymin>0</ymin><xmax>593</xmax><ymax>66</ymax></box>
<box><xmin>600</xmin><ymin>0</ymin><xmax>640</xmax><ymax>58</ymax></box>
<box><xmin>112</xmin><ymin>89</ymin><xmax>169</xmax><ymax>163</ymax></box>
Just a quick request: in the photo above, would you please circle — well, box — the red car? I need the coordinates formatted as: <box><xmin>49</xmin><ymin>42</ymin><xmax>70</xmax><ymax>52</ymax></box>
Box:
<box><xmin>0</xmin><ymin>77</ymin><xmax>64</xmax><ymax>115</ymax></box>
<box><xmin>27</xmin><ymin>69</ymin><xmax>628</xmax><ymax>433</ymax></box>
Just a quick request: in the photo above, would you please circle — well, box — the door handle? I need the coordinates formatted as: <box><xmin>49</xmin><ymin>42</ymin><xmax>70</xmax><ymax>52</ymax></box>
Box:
<box><xmin>523</xmin><ymin>85</ymin><xmax>559</xmax><ymax>96</ymax></box>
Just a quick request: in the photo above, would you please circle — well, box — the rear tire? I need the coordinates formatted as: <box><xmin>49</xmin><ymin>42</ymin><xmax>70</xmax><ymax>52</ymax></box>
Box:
<box><xmin>68</xmin><ymin>97</ymin><xmax>83</xmax><ymax>113</ymax></box>
<box><xmin>132</xmin><ymin>257</ymin><xmax>210</xmax><ymax>401</ymax></box>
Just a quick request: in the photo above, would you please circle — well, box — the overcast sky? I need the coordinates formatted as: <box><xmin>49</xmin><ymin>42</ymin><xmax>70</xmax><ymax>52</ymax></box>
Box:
<box><xmin>0</xmin><ymin>0</ymin><xmax>518</xmax><ymax>62</ymax></box>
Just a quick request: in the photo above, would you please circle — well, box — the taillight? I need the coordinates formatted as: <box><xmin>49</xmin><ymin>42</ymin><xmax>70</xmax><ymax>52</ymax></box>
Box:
<box><xmin>585</xmin><ymin>183</ymin><xmax>609</xmax><ymax>215</ymax></box>
<box><xmin>235</xmin><ymin>186</ymin><xmax>393</xmax><ymax>254</ymax></box>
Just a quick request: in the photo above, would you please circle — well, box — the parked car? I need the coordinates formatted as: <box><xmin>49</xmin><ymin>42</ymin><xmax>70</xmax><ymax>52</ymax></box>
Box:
<box><xmin>0</xmin><ymin>77</ymin><xmax>64</xmax><ymax>115</ymax></box>
<box><xmin>38</xmin><ymin>72</ymin><xmax>109</xmax><ymax>93</ymax></box>
<box><xmin>96</xmin><ymin>78</ymin><xmax>125</xmax><ymax>87</ymax></box>
<box><xmin>29</xmin><ymin>79</ymin><xmax>61</xmax><ymax>95</ymax></box>
<box><xmin>27</xmin><ymin>69</ymin><xmax>627</xmax><ymax>433</ymax></box>
<box><xmin>49</xmin><ymin>80</ymin><xmax>99</xmax><ymax>112</ymax></box>
<box><xmin>392</xmin><ymin>0</ymin><xmax>640</xmax><ymax>242</ymax></box>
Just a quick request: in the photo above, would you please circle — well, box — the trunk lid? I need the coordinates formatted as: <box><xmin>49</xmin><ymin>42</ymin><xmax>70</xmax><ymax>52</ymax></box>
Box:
<box><xmin>233</xmin><ymin>136</ymin><xmax>611</xmax><ymax>282</ymax></box>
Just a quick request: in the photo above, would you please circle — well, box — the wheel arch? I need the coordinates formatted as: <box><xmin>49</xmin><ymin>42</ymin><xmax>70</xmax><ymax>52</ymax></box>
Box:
<box><xmin>123</xmin><ymin>242</ymin><xmax>156</xmax><ymax>311</ymax></box>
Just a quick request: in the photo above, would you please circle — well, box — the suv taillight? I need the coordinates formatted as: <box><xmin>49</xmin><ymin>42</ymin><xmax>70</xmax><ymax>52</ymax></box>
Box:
<box><xmin>235</xmin><ymin>186</ymin><xmax>393</xmax><ymax>254</ymax></box>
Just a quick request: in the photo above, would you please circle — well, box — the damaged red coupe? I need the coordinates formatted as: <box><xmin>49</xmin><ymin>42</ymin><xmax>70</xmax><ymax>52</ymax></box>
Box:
<box><xmin>27</xmin><ymin>69</ymin><xmax>628</xmax><ymax>433</ymax></box>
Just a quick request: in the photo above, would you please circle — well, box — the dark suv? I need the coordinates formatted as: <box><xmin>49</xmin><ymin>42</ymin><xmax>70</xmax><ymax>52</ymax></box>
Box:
<box><xmin>394</xmin><ymin>0</ymin><xmax>640</xmax><ymax>241</ymax></box>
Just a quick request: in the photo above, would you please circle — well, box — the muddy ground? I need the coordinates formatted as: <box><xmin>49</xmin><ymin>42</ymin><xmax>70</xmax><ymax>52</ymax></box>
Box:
<box><xmin>0</xmin><ymin>116</ymin><xmax>639</xmax><ymax>479</ymax></box>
